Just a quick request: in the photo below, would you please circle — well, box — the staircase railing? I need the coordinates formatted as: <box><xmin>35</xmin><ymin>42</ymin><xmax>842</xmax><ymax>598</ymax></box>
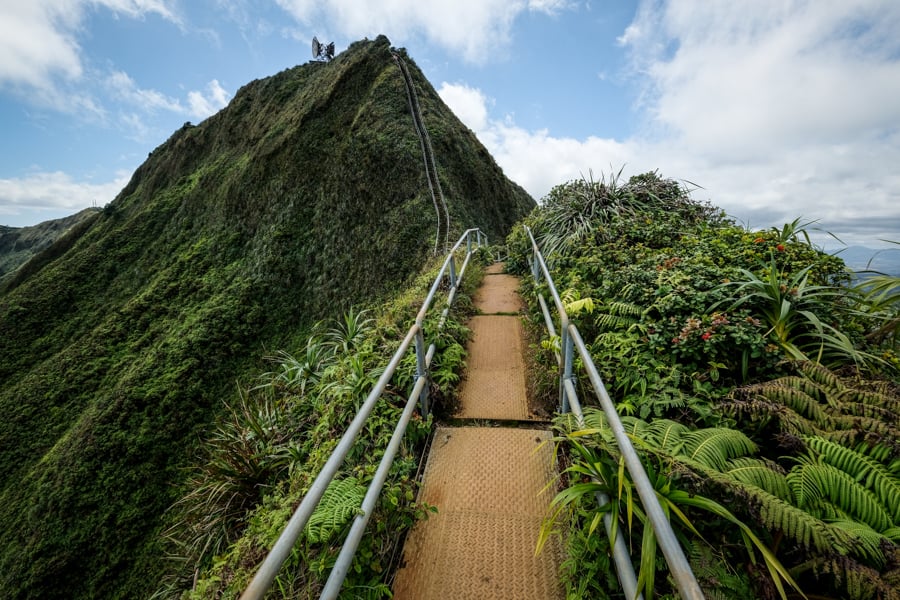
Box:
<box><xmin>240</xmin><ymin>228</ymin><xmax>487</xmax><ymax>600</ymax></box>
<box><xmin>524</xmin><ymin>225</ymin><xmax>705</xmax><ymax>600</ymax></box>
<box><xmin>392</xmin><ymin>51</ymin><xmax>450</xmax><ymax>254</ymax></box>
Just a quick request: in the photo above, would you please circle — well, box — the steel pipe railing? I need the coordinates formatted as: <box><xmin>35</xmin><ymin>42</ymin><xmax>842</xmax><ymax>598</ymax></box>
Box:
<box><xmin>241</xmin><ymin>228</ymin><xmax>486</xmax><ymax>600</ymax></box>
<box><xmin>525</xmin><ymin>225</ymin><xmax>704</xmax><ymax>600</ymax></box>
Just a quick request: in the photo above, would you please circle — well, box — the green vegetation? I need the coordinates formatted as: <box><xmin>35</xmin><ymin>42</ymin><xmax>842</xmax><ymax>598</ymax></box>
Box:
<box><xmin>157</xmin><ymin>255</ymin><xmax>481</xmax><ymax>598</ymax></box>
<box><xmin>509</xmin><ymin>171</ymin><xmax>899</xmax><ymax>599</ymax></box>
<box><xmin>0</xmin><ymin>35</ymin><xmax>532</xmax><ymax>598</ymax></box>
<box><xmin>0</xmin><ymin>208</ymin><xmax>100</xmax><ymax>283</ymax></box>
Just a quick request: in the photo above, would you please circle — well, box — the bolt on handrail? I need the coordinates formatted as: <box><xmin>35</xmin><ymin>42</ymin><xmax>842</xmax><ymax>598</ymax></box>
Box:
<box><xmin>241</xmin><ymin>228</ymin><xmax>487</xmax><ymax>600</ymax></box>
<box><xmin>524</xmin><ymin>225</ymin><xmax>704</xmax><ymax>600</ymax></box>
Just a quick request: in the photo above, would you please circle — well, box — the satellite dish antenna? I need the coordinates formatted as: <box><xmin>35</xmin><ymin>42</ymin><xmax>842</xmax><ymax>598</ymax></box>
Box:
<box><xmin>312</xmin><ymin>36</ymin><xmax>322</xmax><ymax>60</ymax></box>
<box><xmin>311</xmin><ymin>36</ymin><xmax>335</xmax><ymax>61</ymax></box>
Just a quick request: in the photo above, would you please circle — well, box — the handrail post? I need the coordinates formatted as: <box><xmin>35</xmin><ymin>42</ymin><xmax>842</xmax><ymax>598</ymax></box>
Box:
<box><xmin>414</xmin><ymin>328</ymin><xmax>429</xmax><ymax>416</ymax></box>
<box><xmin>561</xmin><ymin>330</ymin><xmax>574</xmax><ymax>414</ymax></box>
<box><xmin>448</xmin><ymin>255</ymin><xmax>457</xmax><ymax>290</ymax></box>
<box><xmin>467</xmin><ymin>233</ymin><xmax>472</xmax><ymax>255</ymax></box>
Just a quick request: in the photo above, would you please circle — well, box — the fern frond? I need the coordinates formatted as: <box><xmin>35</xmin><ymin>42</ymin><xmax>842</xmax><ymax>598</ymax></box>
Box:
<box><xmin>828</xmin><ymin>520</ymin><xmax>889</xmax><ymax>567</ymax></box>
<box><xmin>719</xmin><ymin>398</ymin><xmax>818</xmax><ymax>436</ymax></box>
<box><xmin>606</xmin><ymin>300</ymin><xmax>644</xmax><ymax>317</ymax></box>
<box><xmin>843</xmin><ymin>388</ymin><xmax>900</xmax><ymax>416</ymax></box>
<box><xmin>825</xmin><ymin>417</ymin><xmax>900</xmax><ymax>449</ymax></box>
<box><xmin>833</xmin><ymin>401</ymin><xmax>897</xmax><ymax>423</ymax></box>
<box><xmin>798</xmin><ymin>361</ymin><xmax>845</xmax><ymax>392</ymax></box>
<box><xmin>751</xmin><ymin>382</ymin><xmax>832</xmax><ymax>427</ymax></box>
<box><xmin>596</xmin><ymin>313</ymin><xmax>636</xmax><ymax>331</ymax></box>
<box><xmin>788</xmin><ymin>462</ymin><xmax>893</xmax><ymax>532</ymax></box>
<box><xmin>793</xmin><ymin>555</ymin><xmax>900</xmax><ymax>600</ymax></box>
<box><xmin>725</xmin><ymin>457</ymin><xmax>792</xmax><ymax>501</ymax></box>
<box><xmin>619</xmin><ymin>415</ymin><xmax>651</xmax><ymax>443</ymax></box>
<box><xmin>744</xmin><ymin>482</ymin><xmax>846</xmax><ymax>553</ymax></box>
<box><xmin>778</xmin><ymin>375</ymin><xmax>828</xmax><ymax>403</ymax></box>
<box><xmin>645</xmin><ymin>419</ymin><xmax>690</xmax><ymax>454</ymax></box>
<box><xmin>305</xmin><ymin>477</ymin><xmax>366</xmax><ymax>544</ymax></box>
<box><xmin>677</xmin><ymin>428</ymin><xmax>757</xmax><ymax>471</ymax></box>
<box><xmin>805</xmin><ymin>436</ymin><xmax>900</xmax><ymax>523</ymax></box>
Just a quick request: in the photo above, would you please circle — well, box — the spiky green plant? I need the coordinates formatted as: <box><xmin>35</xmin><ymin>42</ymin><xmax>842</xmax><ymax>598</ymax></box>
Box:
<box><xmin>714</xmin><ymin>256</ymin><xmax>881</xmax><ymax>368</ymax></box>
<box><xmin>545</xmin><ymin>400</ymin><xmax>900</xmax><ymax>600</ymax></box>
<box><xmin>540</xmin><ymin>411</ymin><xmax>802</xmax><ymax>600</ymax></box>
<box><xmin>325</xmin><ymin>309</ymin><xmax>375</xmax><ymax>355</ymax></box>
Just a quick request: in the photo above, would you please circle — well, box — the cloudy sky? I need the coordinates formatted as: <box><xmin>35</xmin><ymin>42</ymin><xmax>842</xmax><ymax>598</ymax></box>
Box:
<box><xmin>1</xmin><ymin>1</ymin><xmax>898</xmax><ymax>249</ymax></box>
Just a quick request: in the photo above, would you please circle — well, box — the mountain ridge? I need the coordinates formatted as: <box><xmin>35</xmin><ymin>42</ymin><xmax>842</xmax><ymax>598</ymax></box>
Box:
<box><xmin>0</xmin><ymin>35</ymin><xmax>533</xmax><ymax>598</ymax></box>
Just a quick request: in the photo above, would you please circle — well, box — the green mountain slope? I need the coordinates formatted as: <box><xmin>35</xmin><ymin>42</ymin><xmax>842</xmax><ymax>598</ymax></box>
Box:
<box><xmin>0</xmin><ymin>208</ymin><xmax>100</xmax><ymax>283</ymax></box>
<box><xmin>0</xmin><ymin>35</ymin><xmax>533</xmax><ymax>598</ymax></box>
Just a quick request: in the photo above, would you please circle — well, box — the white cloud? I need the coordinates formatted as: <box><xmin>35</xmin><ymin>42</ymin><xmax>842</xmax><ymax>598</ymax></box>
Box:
<box><xmin>187</xmin><ymin>79</ymin><xmax>230</xmax><ymax>119</ymax></box>
<box><xmin>0</xmin><ymin>0</ymin><xmax>179</xmax><ymax>99</ymax></box>
<box><xmin>439</xmin><ymin>0</ymin><xmax>900</xmax><ymax>251</ymax></box>
<box><xmin>527</xmin><ymin>0</ymin><xmax>574</xmax><ymax>15</ymax></box>
<box><xmin>439</xmin><ymin>81</ymin><xmax>632</xmax><ymax>201</ymax></box>
<box><xmin>274</xmin><ymin>0</ymin><xmax>574</xmax><ymax>62</ymax></box>
<box><xmin>0</xmin><ymin>3</ymin><xmax>83</xmax><ymax>90</ymax></box>
<box><xmin>632</xmin><ymin>1</ymin><xmax>900</xmax><ymax>158</ymax></box>
<box><xmin>106</xmin><ymin>70</ymin><xmax>183</xmax><ymax>113</ymax></box>
<box><xmin>614</xmin><ymin>0</ymin><xmax>900</xmax><ymax>246</ymax></box>
<box><xmin>438</xmin><ymin>82</ymin><xmax>491</xmax><ymax>132</ymax></box>
<box><xmin>105</xmin><ymin>70</ymin><xmax>230</xmax><ymax>124</ymax></box>
<box><xmin>0</xmin><ymin>170</ymin><xmax>132</xmax><ymax>226</ymax></box>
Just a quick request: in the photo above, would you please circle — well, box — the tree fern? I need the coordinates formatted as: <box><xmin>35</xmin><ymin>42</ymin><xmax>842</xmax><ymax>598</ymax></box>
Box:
<box><xmin>828</xmin><ymin>520</ymin><xmax>891</xmax><ymax>567</ymax></box>
<box><xmin>729</xmin><ymin>362</ymin><xmax>900</xmax><ymax>445</ymax></box>
<box><xmin>645</xmin><ymin>419</ymin><xmax>691</xmax><ymax>454</ymax></box>
<box><xmin>797</xmin><ymin>360</ymin><xmax>845</xmax><ymax>392</ymax></box>
<box><xmin>677</xmin><ymin>428</ymin><xmax>757</xmax><ymax>472</ymax></box>
<box><xmin>749</xmin><ymin>483</ymin><xmax>846</xmax><ymax>553</ymax></box>
<box><xmin>792</xmin><ymin>555</ymin><xmax>900</xmax><ymax>600</ymax></box>
<box><xmin>725</xmin><ymin>457</ymin><xmax>792</xmax><ymax>502</ymax></box>
<box><xmin>595</xmin><ymin>301</ymin><xmax>644</xmax><ymax>331</ymax></box>
<box><xmin>305</xmin><ymin>477</ymin><xmax>366</xmax><ymax>544</ymax></box>
<box><xmin>840</xmin><ymin>387</ymin><xmax>900</xmax><ymax>416</ymax></box>
<box><xmin>749</xmin><ymin>381</ymin><xmax>833</xmax><ymax>427</ymax></box>
<box><xmin>805</xmin><ymin>436</ymin><xmax>900</xmax><ymax>523</ymax></box>
<box><xmin>787</xmin><ymin>461</ymin><xmax>893</xmax><ymax>533</ymax></box>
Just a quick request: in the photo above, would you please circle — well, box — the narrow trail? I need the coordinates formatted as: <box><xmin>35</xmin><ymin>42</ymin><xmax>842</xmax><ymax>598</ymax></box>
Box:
<box><xmin>393</xmin><ymin>264</ymin><xmax>564</xmax><ymax>599</ymax></box>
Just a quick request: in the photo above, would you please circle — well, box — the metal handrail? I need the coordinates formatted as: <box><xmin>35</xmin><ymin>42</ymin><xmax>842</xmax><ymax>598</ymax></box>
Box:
<box><xmin>524</xmin><ymin>225</ymin><xmax>704</xmax><ymax>600</ymax></box>
<box><xmin>241</xmin><ymin>228</ymin><xmax>487</xmax><ymax>600</ymax></box>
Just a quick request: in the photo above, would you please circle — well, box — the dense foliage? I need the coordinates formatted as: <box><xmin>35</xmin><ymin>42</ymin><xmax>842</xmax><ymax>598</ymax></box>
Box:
<box><xmin>0</xmin><ymin>36</ymin><xmax>532</xmax><ymax>598</ymax></box>
<box><xmin>156</xmin><ymin>253</ymin><xmax>482</xmax><ymax>598</ymax></box>
<box><xmin>509</xmin><ymin>171</ymin><xmax>900</xmax><ymax>599</ymax></box>
<box><xmin>0</xmin><ymin>208</ymin><xmax>100</xmax><ymax>282</ymax></box>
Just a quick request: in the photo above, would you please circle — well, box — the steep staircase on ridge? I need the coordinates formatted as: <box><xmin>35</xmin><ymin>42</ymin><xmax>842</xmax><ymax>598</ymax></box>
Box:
<box><xmin>392</xmin><ymin>52</ymin><xmax>450</xmax><ymax>254</ymax></box>
<box><xmin>392</xmin><ymin>264</ymin><xmax>564</xmax><ymax>599</ymax></box>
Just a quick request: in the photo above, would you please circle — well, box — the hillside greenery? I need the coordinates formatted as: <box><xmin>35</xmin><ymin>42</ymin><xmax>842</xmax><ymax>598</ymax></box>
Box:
<box><xmin>156</xmin><ymin>250</ymin><xmax>485</xmax><ymax>598</ymax></box>
<box><xmin>0</xmin><ymin>208</ymin><xmax>100</xmax><ymax>283</ymax></box>
<box><xmin>508</xmin><ymin>171</ymin><xmax>899</xmax><ymax>599</ymax></box>
<box><xmin>0</xmin><ymin>35</ymin><xmax>532</xmax><ymax>598</ymax></box>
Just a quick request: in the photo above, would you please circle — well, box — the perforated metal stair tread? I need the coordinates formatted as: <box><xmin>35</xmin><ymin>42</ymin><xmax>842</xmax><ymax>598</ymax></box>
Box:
<box><xmin>392</xmin><ymin>265</ymin><xmax>563</xmax><ymax>599</ymax></box>
<box><xmin>456</xmin><ymin>315</ymin><xmax>533</xmax><ymax>420</ymax></box>
<box><xmin>475</xmin><ymin>264</ymin><xmax>523</xmax><ymax>314</ymax></box>
<box><xmin>392</xmin><ymin>427</ymin><xmax>564</xmax><ymax>600</ymax></box>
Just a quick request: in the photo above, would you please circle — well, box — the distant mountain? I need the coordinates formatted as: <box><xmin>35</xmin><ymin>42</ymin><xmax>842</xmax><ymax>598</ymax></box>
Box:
<box><xmin>0</xmin><ymin>35</ymin><xmax>533</xmax><ymax>598</ymax></box>
<box><xmin>832</xmin><ymin>245</ymin><xmax>900</xmax><ymax>277</ymax></box>
<box><xmin>0</xmin><ymin>208</ymin><xmax>100</xmax><ymax>284</ymax></box>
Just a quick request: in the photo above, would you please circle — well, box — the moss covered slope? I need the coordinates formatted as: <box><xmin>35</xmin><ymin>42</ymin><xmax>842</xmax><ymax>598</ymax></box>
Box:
<box><xmin>0</xmin><ymin>35</ymin><xmax>533</xmax><ymax>598</ymax></box>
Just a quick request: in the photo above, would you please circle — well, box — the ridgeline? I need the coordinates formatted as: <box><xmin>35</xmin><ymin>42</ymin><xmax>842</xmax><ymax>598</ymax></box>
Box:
<box><xmin>0</xmin><ymin>35</ymin><xmax>533</xmax><ymax>598</ymax></box>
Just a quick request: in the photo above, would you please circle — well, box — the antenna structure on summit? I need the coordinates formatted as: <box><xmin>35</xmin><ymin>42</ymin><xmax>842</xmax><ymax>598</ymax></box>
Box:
<box><xmin>312</xmin><ymin>37</ymin><xmax>335</xmax><ymax>61</ymax></box>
